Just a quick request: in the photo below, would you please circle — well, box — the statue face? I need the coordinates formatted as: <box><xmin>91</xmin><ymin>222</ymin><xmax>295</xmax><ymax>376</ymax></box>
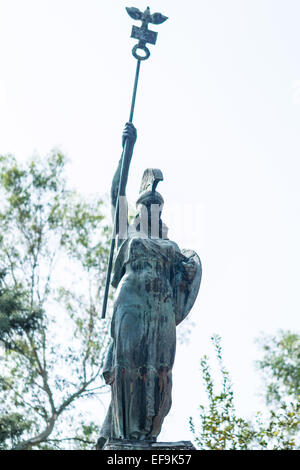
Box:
<box><xmin>134</xmin><ymin>200</ymin><xmax>164</xmax><ymax>239</ymax></box>
<box><xmin>136</xmin><ymin>191</ymin><xmax>163</xmax><ymax>210</ymax></box>
<box><xmin>136</xmin><ymin>200</ymin><xmax>163</xmax><ymax>217</ymax></box>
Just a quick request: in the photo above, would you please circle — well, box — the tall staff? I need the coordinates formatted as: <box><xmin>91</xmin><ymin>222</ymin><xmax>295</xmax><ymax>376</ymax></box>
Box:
<box><xmin>101</xmin><ymin>6</ymin><xmax>168</xmax><ymax>319</ymax></box>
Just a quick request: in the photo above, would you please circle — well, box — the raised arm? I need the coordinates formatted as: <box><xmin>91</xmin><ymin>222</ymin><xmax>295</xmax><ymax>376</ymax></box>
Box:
<box><xmin>111</xmin><ymin>122</ymin><xmax>137</xmax><ymax>222</ymax></box>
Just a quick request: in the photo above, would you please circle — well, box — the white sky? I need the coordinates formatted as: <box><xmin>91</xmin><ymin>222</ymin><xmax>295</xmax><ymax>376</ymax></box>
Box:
<box><xmin>1</xmin><ymin>0</ymin><xmax>300</xmax><ymax>443</ymax></box>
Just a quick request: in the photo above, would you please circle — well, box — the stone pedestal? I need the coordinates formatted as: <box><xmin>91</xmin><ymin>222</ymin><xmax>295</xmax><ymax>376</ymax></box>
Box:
<box><xmin>103</xmin><ymin>438</ymin><xmax>195</xmax><ymax>451</ymax></box>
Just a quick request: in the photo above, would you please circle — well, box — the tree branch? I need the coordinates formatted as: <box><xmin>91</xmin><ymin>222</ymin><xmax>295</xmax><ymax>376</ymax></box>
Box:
<box><xmin>13</xmin><ymin>413</ymin><xmax>58</xmax><ymax>450</ymax></box>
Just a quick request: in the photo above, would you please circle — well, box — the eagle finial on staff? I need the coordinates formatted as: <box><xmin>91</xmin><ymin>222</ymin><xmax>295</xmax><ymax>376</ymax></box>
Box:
<box><xmin>126</xmin><ymin>6</ymin><xmax>168</xmax><ymax>25</ymax></box>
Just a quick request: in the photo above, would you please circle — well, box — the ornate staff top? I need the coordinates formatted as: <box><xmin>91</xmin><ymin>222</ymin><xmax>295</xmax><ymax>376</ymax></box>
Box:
<box><xmin>126</xmin><ymin>6</ymin><xmax>168</xmax><ymax>60</ymax></box>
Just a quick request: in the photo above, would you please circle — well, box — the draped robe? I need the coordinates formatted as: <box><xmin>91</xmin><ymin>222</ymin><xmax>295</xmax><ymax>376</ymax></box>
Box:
<box><xmin>99</xmin><ymin>234</ymin><xmax>201</xmax><ymax>442</ymax></box>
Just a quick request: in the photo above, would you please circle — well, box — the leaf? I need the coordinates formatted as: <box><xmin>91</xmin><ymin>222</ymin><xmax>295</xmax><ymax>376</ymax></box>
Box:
<box><xmin>125</xmin><ymin>7</ymin><xmax>143</xmax><ymax>21</ymax></box>
<box><xmin>150</xmin><ymin>13</ymin><xmax>168</xmax><ymax>25</ymax></box>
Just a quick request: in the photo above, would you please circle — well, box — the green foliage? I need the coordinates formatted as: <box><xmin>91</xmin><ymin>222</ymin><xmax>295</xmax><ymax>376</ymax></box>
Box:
<box><xmin>190</xmin><ymin>334</ymin><xmax>300</xmax><ymax>450</ymax></box>
<box><xmin>189</xmin><ymin>335</ymin><xmax>256</xmax><ymax>450</ymax></box>
<box><xmin>0</xmin><ymin>413</ymin><xmax>33</xmax><ymax>450</ymax></box>
<box><xmin>0</xmin><ymin>270</ymin><xmax>42</xmax><ymax>346</ymax></box>
<box><xmin>256</xmin><ymin>330</ymin><xmax>300</xmax><ymax>405</ymax></box>
<box><xmin>0</xmin><ymin>152</ymin><xmax>111</xmax><ymax>449</ymax></box>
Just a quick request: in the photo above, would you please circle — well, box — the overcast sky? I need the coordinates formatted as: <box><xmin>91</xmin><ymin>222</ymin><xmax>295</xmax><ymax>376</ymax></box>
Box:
<box><xmin>1</xmin><ymin>0</ymin><xmax>300</xmax><ymax>442</ymax></box>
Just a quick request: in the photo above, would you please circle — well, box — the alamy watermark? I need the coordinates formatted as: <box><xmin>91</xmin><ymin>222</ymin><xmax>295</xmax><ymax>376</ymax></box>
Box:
<box><xmin>114</xmin><ymin>196</ymin><xmax>204</xmax><ymax>246</ymax></box>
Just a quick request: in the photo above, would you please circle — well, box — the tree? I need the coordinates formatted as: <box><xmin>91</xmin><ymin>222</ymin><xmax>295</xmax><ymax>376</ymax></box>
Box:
<box><xmin>0</xmin><ymin>152</ymin><xmax>111</xmax><ymax>449</ymax></box>
<box><xmin>190</xmin><ymin>333</ymin><xmax>300</xmax><ymax>450</ymax></box>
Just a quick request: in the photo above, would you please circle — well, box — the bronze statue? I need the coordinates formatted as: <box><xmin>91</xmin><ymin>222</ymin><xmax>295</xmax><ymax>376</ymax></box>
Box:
<box><xmin>97</xmin><ymin>123</ymin><xmax>202</xmax><ymax>448</ymax></box>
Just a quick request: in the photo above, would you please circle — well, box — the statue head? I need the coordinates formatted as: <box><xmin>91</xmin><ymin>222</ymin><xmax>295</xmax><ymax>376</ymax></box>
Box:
<box><xmin>133</xmin><ymin>169</ymin><xmax>167</xmax><ymax>238</ymax></box>
<box><xmin>136</xmin><ymin>188</ymin><xmax>164</xmax><ymax>209</ymax></box>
